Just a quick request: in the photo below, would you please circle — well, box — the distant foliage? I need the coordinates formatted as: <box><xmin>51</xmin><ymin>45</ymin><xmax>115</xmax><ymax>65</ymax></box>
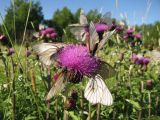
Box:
<box><xmin>3</xmin><ymin>0</ymin><xmax>43</xmax><ymax>43</ymax></box>
<box><xmin>135</xmin><ymin>21</ymin><xmax>160</xmax><ymax>48</ymax></box>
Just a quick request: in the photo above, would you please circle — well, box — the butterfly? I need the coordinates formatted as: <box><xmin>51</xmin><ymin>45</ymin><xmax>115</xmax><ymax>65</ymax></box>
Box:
<box><xmin>33</xmin><ymin>42</ymin><xmax>115</xmax><ymax>105</ymax></box>
<box><xmin>33</xmin><ymin>43</ymin><xmax>65</xmax><ymax>66</ymax></box>
<box><xmin>84</xmin><ymin>74</ymin><xmax>113</xmax><ymax>105</ymax></box>
<box><xmin>99</xmin><ymin>12</ymin><xmax>112</xmax><ymax>25</ymax></box>
<box><xmin>88</xmin><ymin>21</ymin><xmax>115</xmax><ymax>55</ymax></box>
<box><xmin>69</xmin><ymin>9</ymin><xmax>89</xmax><ymax>41</ymax></box>
<box><xmin>33</xmin><ymin>24</ymin><xmax>46</xmax><ymax>38</ymax></box>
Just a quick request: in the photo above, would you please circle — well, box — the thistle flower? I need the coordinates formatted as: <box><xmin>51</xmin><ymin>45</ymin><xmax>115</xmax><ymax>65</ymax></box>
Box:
<box><xmin>57</xmin><ymin>44</ymin><xmax>99</xmax><ymax>76</ymax></box>
<box><xmin>131</xmin><ymin>54</ymin><xmax>150</xmax><ymax>66</ymax></box>
<box><xmin>131</xmin><ymin>53</ymin><xmax>139</xmax><ymax>63</ymax></box>
<box><xmin>39</xmin><ymin>27</ymin><xmax>57</xmax><ymax>40</ymax></box>
<box><xmin>34</xmin><ymin>23</ymin><xmax>115</xmax><ymax>105</ymax></box>
<box><xmin>26</xmin><ymin>50</ymin><xmax>31</xmax><ymax>57</ymax></box>
<box><xmin>7</xmin><ymin>48</ymin><xmax>14</xmax><ymax>56</ymax></box>
<box><xmin>95</xmin><ymin>23</ymin><xmax>109</xmax><ymax>33</ymax></box>
<box><xmin>70</xmin><ymin>90</ymin><xmax>78</xmax><ymax>100</ymax></box>
<box><xmin>143</xmin><ymin>57</ymin><xmax>150</xmax><ymax>65</ymax></box>
<box><xmin>146</xmin><ymin>80</ymin><xmax>153</xmax><ymax>90</ymax></box>
<box><xmin>134</xmin><ymin>33</ymin><xmax>142</xmax><ymax>40</ymax></box>
<box><xmin>126</xmin><ymin>28</ymin><xmax>134</xmax><ymax>35</ymax></box>
<box><xmin>95</xmin><ymin>23</ymin><xmax>109</xmax><ymax>40</ymax></box>
<box><xmin>115</xmin><ymin>26</ymin><xmax>123</xmax><ymax>33</ymax></box>
<box><xmin>0</xmin><ymin>34</ymin><xmax>7</xmax><ymax>43</ymax></box>
<box><xmin>109</xmin><ymin>24</ymin><xmax>117</xmax><ymax>31</ymax></box>
<box><xmin>0</xmin><ymin>34</ymin><xmax>9</xmax><ymax>46</ymax></box>
<box><xmin>65</xmin><ymin>98</ymin><xmax>76</xmax><ymax>110</ymax></box>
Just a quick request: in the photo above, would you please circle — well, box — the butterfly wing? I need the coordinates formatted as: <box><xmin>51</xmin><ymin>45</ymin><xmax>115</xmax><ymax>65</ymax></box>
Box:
<box><xmin>97</xmin><ymin>30</ymin><xmax>115</xmax><ymax>51</ymax></box>
<box><xmin>101</xmin><ymin>12</ymin><xmax>112</xmax><ymax>25</ymax></box>
<box><xmin>33</xmin><ymin>43</ymin><xmax>65</xmax><ymax>66</ymax></box>
<box><xmin>96</xmin><ymin>61</ymin><xmax>116</xmax><ymax>80</ymax></box>
<box><xmin>46</xmin><ymin>73</ymin><xmax>67</xmax><ymax>101</ymax></box>
<box><xmin>33</xmin><ymin>32</ymin><xmax>40</xmax><ymax>38</ymax></box>
<box><xmin>70</xmin><ymin>27</ymin><xmax>86</xmax><ymax>41</ymax></box>
<box><xmin>89</xmin><ymin>22</ymin><xmax>99</xmax><ymax>52</ymax></box>
<box><xmin>84</xmin><ymin>74</ymin><xmax>113</xmax><ymax>106</ymax></box>
<box><xmin>80</xmin><ymin>9</ymin><xmax>88</xmax><ymax>26</ymax></box>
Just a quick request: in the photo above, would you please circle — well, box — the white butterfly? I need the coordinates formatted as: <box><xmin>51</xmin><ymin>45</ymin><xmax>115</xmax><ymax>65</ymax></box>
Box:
<box><xmin>69</xmin><ymin>9</ymin><xmax>88</xmax><ymax>41</ymax></box>
<box><xmin>33</xmin><ymin>43</ymin><xmax>65</xmax><ymax>66</ymax></box>
<box><xmin>84</xmin><ymin>74</ymin><xmax>113</xmax><ymax>106</ymax></box>
<box><xmin>33</xmin><ymin>24</ymin><xmax>46</xmax><ymax>38</ymax></box>
<box><xmin>99</xmin><ymin>12</ymin><xmax>112</xmax><ymax>25</ymax></box>
<box><xmin>46</xmin><ymin>71</ymin><xmax>67</xmax><ymax>101</ymax></box>
<box><xmin>89</xmin><ymin>21</ymin><xmax>115</xmax><ymax>55</ymax></box>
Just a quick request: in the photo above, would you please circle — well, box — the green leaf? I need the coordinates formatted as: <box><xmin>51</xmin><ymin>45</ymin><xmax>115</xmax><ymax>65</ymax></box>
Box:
<box><xmin>126</xmin><ymin>99</ymin><xmax>141</xmax><ymax>110</ymax></box>
<box><xmin>68</xmin><ymin>111</ymin><xmax>80</xmax><ymax>120</ymax></box>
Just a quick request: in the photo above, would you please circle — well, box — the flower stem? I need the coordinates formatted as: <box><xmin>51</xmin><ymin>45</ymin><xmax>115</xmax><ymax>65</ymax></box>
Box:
<box><xmin>80</xmin><ymin>90</ymin><xmax>84</xmax><ymax>120</ymax></box>
<box><xmin>46</xmin><ymin>66</ymin><xmax>51</xmax><ymax>120</ymax></box>
<box><xmin>155</xmin><ymin>96</ymin><xmax>159</xmax><ymax>115</ymax></box>
<box><xmin>148</xmin><ymin>91</ymin><xmax>151</xmax><ymax>118</ymax></box>
<box><xmin>88</xmin><ymin>103</ymin><xmax>91</xmax><ymax>120</ymax></box>
<box><xmin>138</xmin><ymin>81</ymin><xmax>144</xmax><ymax>120</ymax></box>
<box><xmin>64</xmin><ymin>110</ymin><xmax>68</xmax><ymax>120</ymax></box>
<box><xmin>97</xmin><ymin>103</ymin><xmax>101</xmax><ymax>120</ymax></box>
<box><xmin>11</xmin><ymin>56</ymin><xmax>16</xmax><ymax>120</ymax></box>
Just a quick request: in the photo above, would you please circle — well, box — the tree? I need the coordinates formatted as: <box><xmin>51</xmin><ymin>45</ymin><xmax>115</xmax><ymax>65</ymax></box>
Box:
<box><xmin>87</xmin><ymin>9</ymin><xmax>101</xmax><ymax>22</ymax></box>
<box><xmin>4</xmin><ymin>0</ymin><xmax>43</xmax><ymax>43</ymax></box>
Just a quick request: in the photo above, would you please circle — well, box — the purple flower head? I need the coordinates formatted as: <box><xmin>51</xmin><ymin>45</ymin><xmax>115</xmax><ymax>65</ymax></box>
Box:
<box><xmin>116</xmin><ymin>26</ymin><xmax>123</xmax><ymax>33</ymax></box>
<box><xmin>0</xmin><ymin>34</ymin><xmax>8</xmax><ymax>45</ymax></box>
<box><xmin>95</xmin><ymin>23</ymin><xmax>109</xmax><ymax>33</ymax></box>
<box><xmin>45</xmin><ymin>28</ymin><xmax>55</xmax><ymax>34</ymax></box>
<box><xmin>123</xmin><ymin>34</ymin><xmax>129</xmax><ymax>40</ymax></box>
<box><xmin>131</xmin><ymin>54</ymin><xmax>150</xmax><ymax>66</ymax></box>
<box><xmin>136</xmin><ymin>57</ymin><xmax>144</xmax><ymax>65</ymax></box>
<box><xmin>57</xmin><ymin>44</ymin><xmax>99</xmax><ymax>76</ymax></box>
<box><xmin>65</xmin><ymin>98</ymin><xmax>76</xmax><ymax>110</ymax></box>
<box><xmin>26</xmin><ymin>50</ymin><xmax>31</xmax><ymax>57</ymax></box>
<box><xmin>143</xmin><ymin>57</ymin><xmax>150</xmax><ymax>65</ymax></box>
<box><xmin>53</xmin><ymin>73</ymin><xmax>60</xmax><ymax>81</ymax></box>
<box><xmin>50</xmin><ymin>33</ymin><xmax>57</xmax><ymax>39</ymax></box>
<box><xmin>70</xmin><ymin>90</ymin><xmax>78</xmax><ymax>100</ymax></box>
<box><xmin>39</xmin><ymin>30</ymin><xmax>47</xmax><ymax>36</ymax></box>
<box><xmin>7</xmin><ymin>48</ymin><xmax>14</xmax><ymax>56</ymax></box>
<box><xmin>126</xmin><ymin>28</ymin><xmax>134</xmax><ymax>35</ymax></box>
<box><xmin>109</xmin><ymin>24</ymin><xmax>117</xmax><ymax>31</ymax></box>
<box><xmin>134</xmin><ymin>33</ymin><xmax>142</xmax><ymax>40</ymax></box>
<box><xmin>39</xmin><ymin>27</ymin><xmax>57</xmax><ymax>40</ymax></box>
<box><xmin>131</xmin><ymin>53</ymin><xmax>138</xmax><ymax>63</ymax></box>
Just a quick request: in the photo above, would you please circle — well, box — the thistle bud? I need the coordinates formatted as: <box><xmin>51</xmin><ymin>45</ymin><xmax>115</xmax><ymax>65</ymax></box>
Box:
<box><xmin>119</xmin><ymin>52</ymin><xmax>124</xmax><ymax>61</ymax></box>
<box><xmin>64</xmin><ymin>98</ymin><xmax>76</xmax><ymax>110</ymax></box>
<box><xmin>26</xmin><ymin>50</ymin><xmax>31</xmax><ymax>57</ymax></box>
<box><xmin>70</xmin><ymin>90</ymin><xmax>78</xmax><ymax>100</ymax></box>
<box><xmin>146</xmin><ymin>80</ymin><xmax>153</xmax><ymax>90</ymax></box>
<box><xmin>7</xmin><ymin>48</ymin><xmax>14</xmax><ymax>56</ymax></box>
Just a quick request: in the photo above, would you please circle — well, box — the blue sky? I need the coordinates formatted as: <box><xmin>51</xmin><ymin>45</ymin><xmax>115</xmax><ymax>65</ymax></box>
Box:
<box><xmin>0</xmin><ymin>0</ymin><xmax>160</xmax><ymax>25</ymax></box>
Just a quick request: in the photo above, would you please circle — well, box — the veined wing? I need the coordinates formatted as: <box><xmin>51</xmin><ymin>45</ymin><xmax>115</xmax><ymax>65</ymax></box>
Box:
<box><xmin>80</xmin><ymin>9</ymin><xmax>88</xmax><ymax>26</ymax></box>
<box><xmin>33</xmin><ymin>43</ymin><xmax>65</xmax><ymax>66</ymax></box>
<box><xmin>46</xmin><ymin>72</ymin><xmax>67</xmax><ymax>101</ymax></box>
<box><xmin>84</xmin><ymin>74</ymin><xmax>113</xmax><ymax>106</ymax></box>
<box><xmin>96</xmin><ymin>61</ymin><xmax>116</xmax><ymax>80</ymax></box>
<box><xmin>89</xmin><ymin>22</ymin><xmax>99</xmax><ymax>52</ymax></box>
<box><xmin>70</xmin><ymin>27</ymin><xmax>86</xmax><ymax>41</ymax></box>
<box><xmin>97</xmin><ymin>30</ymin><xmax>115</xmax><ymax>51</ymax></box>
<box><xmin>100</xmin><ymin>12</ymin><xmax>112</xmax><ymax>25</ymax></box>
